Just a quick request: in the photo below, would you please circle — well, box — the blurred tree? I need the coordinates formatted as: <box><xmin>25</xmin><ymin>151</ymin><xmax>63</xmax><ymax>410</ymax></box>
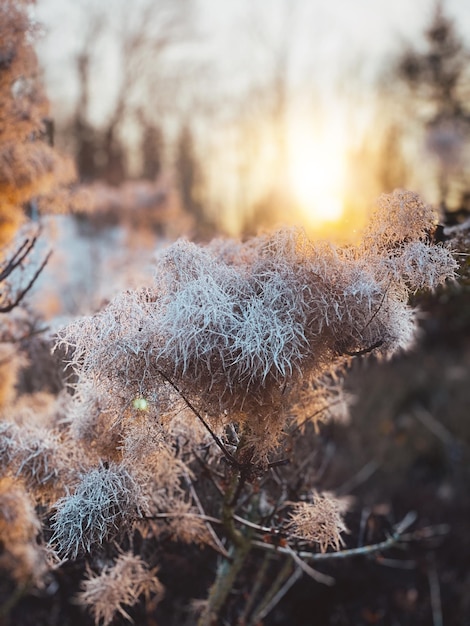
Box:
<box><xmin>73</xmin><ymin>16</ymin><xmax>104</xmax><ymax>182</ymax></box>
<box><xmin>395</xmin><ymin>1</ymin><xmax>470</xmax><ymax>210</ymax></box>
<box><xmin>375</xmin><ymin>123</ymin><xmax>409</xmax><ymax>194</ymax></box>
<box><xmin>175</xmin><ymin>122</ymin><xmax>213</xmax><ymax>238</ymax></box>
<box><xmin>348</xmin><ymin>104</ymin><xmax>410</xmax><ymax>212</ymax></box>
<box><xmin>138</xmin><ymin>111</ymin><xmax>164</xmax><ymax>181</ymax></box>
<box><xmin>65</xmin><ymin>0</ymin><xmax>193</xmax><ymax>186</ymax></box>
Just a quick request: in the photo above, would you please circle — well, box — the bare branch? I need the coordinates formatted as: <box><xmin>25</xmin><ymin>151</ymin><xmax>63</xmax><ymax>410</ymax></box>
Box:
<box><xmin>336</xmin><ymin>459</ymin><xmax>380</xmax><ymax>496</ymax></box>
<box><xmin>285</xmin><ymin>546</ymin><xmax>335</xmax><ymax>586</ymax></box>
<box><xmin>251</xmin><ymin>511</ymin><xmax>418</xmax><ymax>564</ymax></box>
<box><xmin>0</xmin><ymin>236</ymin><xmax>38</xmax><ymax>282</ymax></box>
<box><xmin>141</xmin><ymin>511</ymin><xmax>229</xmax><ymax>559</ymax></box>
<box><xmin>0</xmin><ymin>250</ymin><xmax>52</xmax><ymax>313</ymax></box>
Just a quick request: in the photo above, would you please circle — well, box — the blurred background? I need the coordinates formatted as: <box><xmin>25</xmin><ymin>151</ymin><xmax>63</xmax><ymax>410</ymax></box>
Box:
<box><xmin>34</xmin><ymin>0</ymin><xmax>470</xmax><ymax>245</ymax></box>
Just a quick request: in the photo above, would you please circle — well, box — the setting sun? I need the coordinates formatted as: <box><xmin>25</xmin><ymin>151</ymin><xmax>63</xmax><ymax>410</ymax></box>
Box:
<box><xmin>288</xmin><ymin>119</ymin><xmax>346</xmax><ymax>225</ymax></box>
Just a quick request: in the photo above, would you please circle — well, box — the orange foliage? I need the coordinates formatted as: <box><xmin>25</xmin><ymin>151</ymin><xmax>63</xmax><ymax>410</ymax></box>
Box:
<box><xmin>0</xmin><ymin>0</ymin><xmax>77</xmax><ymax>247</ymax></box>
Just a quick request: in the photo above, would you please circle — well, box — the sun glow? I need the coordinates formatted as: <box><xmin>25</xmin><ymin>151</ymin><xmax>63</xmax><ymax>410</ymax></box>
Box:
<box><xmin>288</xmin><ymin>119</ymin><xmax>346</xmax><ymax>225</ymax></box>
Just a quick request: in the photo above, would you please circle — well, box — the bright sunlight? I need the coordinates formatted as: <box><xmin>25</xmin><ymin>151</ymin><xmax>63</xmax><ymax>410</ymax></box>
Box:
<box><xmin>288</xmin><ymin>118</ymin><xmax>347</xmax><ymax>225</ymax></box>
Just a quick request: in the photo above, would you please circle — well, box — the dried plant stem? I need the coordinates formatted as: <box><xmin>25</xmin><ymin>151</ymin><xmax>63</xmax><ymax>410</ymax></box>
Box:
<box><xmin>427</xmin><ymin>552</ymin><xmax>443</xmax><ymax>626</ymax></box>
<box><xmin>248</xmin><ymin>557</ymin><xmax>299</xmax><ymax>625</ymax></box>
<box><xmin>197</xmin><ymin>471</ymin><xmax>252</xmax><ymax>626</ymax></box>
<box><xmin>184</xmin><ymin>473</ymin><xmax>229</xmax><ymax>559</ymax></box>
<box><xmin>239</xmin><ymin>551</ymin><xmax>274</xmax><ymax>623</ymax></box>
<box><xmin>336</xmin><ymin>459</ymin><xmax>380</xmax><ymax>496</ymax></box>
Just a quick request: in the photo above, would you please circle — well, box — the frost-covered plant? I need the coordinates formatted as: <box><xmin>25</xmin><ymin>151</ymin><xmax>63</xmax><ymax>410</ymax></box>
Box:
<box><xmin>51</xmin><ymin>463</ymin><xmax>149</xmax><ymax>558</ymax></box>
<box><xmin>58</xmin><ymin>190</ymin><xmax>456</xmax><ymax>460</ymax></box>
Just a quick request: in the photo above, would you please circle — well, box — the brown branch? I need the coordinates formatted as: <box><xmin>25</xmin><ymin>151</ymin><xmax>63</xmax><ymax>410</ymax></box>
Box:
<box><xmin>267</xmin><ymin>458</ymin><xmax>290</xmax><ymax>469</ymax></box>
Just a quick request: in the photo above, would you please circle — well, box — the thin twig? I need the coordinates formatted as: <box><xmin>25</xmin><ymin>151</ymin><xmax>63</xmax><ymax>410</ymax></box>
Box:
<box><xmin>400</xmin><ymin>524</ymin><xmax>450</xmax><ymax>543</ymax></box>
<box><xmin>427</xmin><ymin>552</ymin><xmax>443</xmax><ymax>626</ymax></box>
<box><xmin>375</xmin><ymin>557</ymin><xmax>416</xmax><ymax>569</ymax></box>
<box><xmin>267</xmin><ymin>458</ymin><xmax>290</xmax><ymax>469</ymax></box>
<box><xmin>0</xmin><ymin>236</ymin><xmax>37</xmax><ymax>281</ymax></box>
<box><xmin>192</xmin><ymin>449</ymin><xmax>225</xmax><ymax>492</ymax></box>
<box><xmin>343</xmin><ymin>340</ymin><xmax>384</xmax><ymax>357</ymax></box>
<box><xmin>143</xmin><ymin>511</ymin><xmax>221</xmax><ymax>525</ymax></box>
<box><xmin>239</xmin><ymin>551</ymin><xmax>273</xmax><ymax>623</ymax></box>
<box><xmin>285</xmin><ymin>547</ymin><xmax>335</xmax><ymax>585</ymax></box>
<box><xmin>157</xmin><ymin>369</ymin><xmax>239</xmax><ymax>466</ymax></box>
<box><xmin>249</xmin><ymin>566</ymin><xmax>302</xmax><ymax>626</ymax></box>
<box><xmin>144</xmin><ymin>494</ymin><xmax>285</xmax><ymax>541</ymax></box>
<box><xmin>233</xmin><ymin>514</ymin><xmax>282</xmax><ymax>535</ymax></box>
<box><xmin>336</xmin><ymin>459</ymin><xmax>380</xmax><ymax>496</ymax></box>
<box><xmin>358</xmin><ymin>507</ymin><xmax>371</xmax><ymax>547</ymax></box>
<box><xmin>313</xmin><ymin>441</ymin><xmax>336</xmax><ymax>484</ymax></box>
<box><xmin>295</xmin><ymin>448</ymin><xmax>319</xmax><ymax>476</ymax></box>
<box><xmin>8</xmin><ymin>325</ymin><xmax>50</xmax><ymax>343</ymax></box>
<box><xmin>361</xmin><ymin>282</ymin><xmax>391</xmax><ymax>332</ymax></box>
<box><xmin>184</xmin><ymin>473</ymin><xmax>230</xmax><ymax>559</ymax></box>
<box><xmin>413</xmin><ymin>406</ymin><xmax>467</xmax><ymax>451</ymax></box>
<box><xmin>249</xmin><ymin>560</ymin><xmax>301</xmax><ymax>625</ymax></box>
<box><xmin>290</xmin><ymin>400</ymin><xmax>341</xmax><ymax>435</ymax></box>
<box><xmin>141</xmin><ymin>511</ymin><xmax>229</xmax><ymax>559</ymax></box>
<box><xmin>0</xmin><ymin>250</ymin><xmax>52</xmax><ymax>313</ymax></box>
<box><xmin>229</xmin><ymin>467</ymin><xmax>250</xmax><ymax>507</ymax></box>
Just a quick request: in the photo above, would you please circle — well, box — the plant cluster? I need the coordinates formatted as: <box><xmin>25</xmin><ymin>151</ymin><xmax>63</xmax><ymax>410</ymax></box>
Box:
<box><xmin>0</xmin><ymin>187</ymin><xmax>459</xmax><ymax>625</ymax></box>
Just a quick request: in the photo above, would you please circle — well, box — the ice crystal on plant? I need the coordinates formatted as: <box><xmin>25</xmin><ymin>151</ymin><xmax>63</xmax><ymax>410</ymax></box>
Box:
<box><xmin>50</xmin><ymin>464</ymin><xmax>148</xmax><ymax>558</ymax></box>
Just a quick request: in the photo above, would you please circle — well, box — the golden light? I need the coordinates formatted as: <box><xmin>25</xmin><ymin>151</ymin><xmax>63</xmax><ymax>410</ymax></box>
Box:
<box><xmin>288</xmin><ymin>119</ymin><xmax>346</xmax><ymax>226</ymax></box>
